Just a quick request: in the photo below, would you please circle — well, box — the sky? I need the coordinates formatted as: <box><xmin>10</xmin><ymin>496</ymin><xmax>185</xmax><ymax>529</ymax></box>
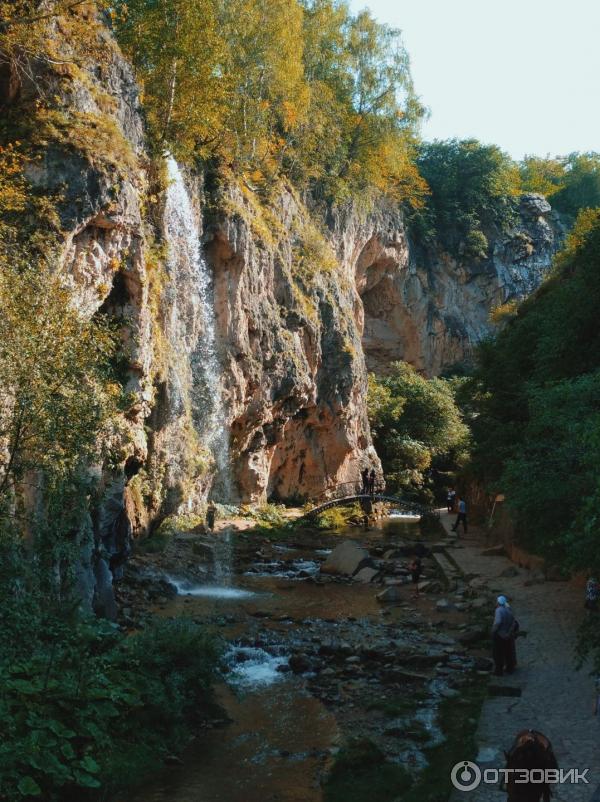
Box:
<box><xmin>349</xmin><ymin>0</ymin><xmax>600</xmax><ymax>160</ymax></box>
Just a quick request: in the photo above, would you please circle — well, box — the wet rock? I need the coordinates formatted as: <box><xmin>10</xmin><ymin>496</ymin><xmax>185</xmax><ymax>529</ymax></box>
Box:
<box><xmin>458</xmin><ymin>628</ymin><xmax>487</xmax><ymax>645</ymax></box>
<box><xmin>376</xmin><ymin>586</ymin><xmax>403</xmax><ymax>603</ymax></box>
<box><xmin>321</xmin><ymin>541</ymin><xmax>373</xmax><ymax>577</ymax></box>
<box><xmin>436</xmin><ymin>599</ymin><xmax>452</xmax><ymax>611</ymax></box>
<box><xmin>288</xmin><ymin>654</ymin><xmax>312</xmax><ymax>674</ymax></box>
<box><xmin>354</xmin><ymin>566</ymin><xmax>380</xmax><ymax>583</ymax></box>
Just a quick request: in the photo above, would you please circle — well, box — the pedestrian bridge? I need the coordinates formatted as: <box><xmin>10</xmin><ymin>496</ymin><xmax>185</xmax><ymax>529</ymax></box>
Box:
<box><xmin>301</xmin><ymin>482</ymin><xmax>439</xmax><ymax>519</ymax></box>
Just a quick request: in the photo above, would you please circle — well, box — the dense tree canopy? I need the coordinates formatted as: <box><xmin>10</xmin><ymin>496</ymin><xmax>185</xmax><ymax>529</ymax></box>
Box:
<box><xmin>112</xmin><ymin>0</ymin><xmax>427</xmax><ymax>205</ymax></box>
<box><xmin>412</xmin><ymin>138</ymin><xmax>521</xmax><ymax>259</ymax></box>
<box><xmin>463</xmin><ymin>210</ymin><xmax>600</xmax><ymax>567</ymax></box>
<box><xmin>520</xmin><ymin>152</ymin><xmax>600</xmax><ymax>217</ymax></box>
<box><xmin>368</xmin><ymin>362</ymin><xmax>469</xmax><ymax>501</ymax></box>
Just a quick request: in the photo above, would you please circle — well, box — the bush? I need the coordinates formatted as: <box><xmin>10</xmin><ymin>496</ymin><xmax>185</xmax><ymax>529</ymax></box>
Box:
<box><xmin>0</xmin><ymin>582</ymin><xmax>221</xmax><ymax>801</ymax></box>
<box><xmin>368</xmin><ymin>363</ymin><xmax>469</xmax><ymax>500</ymax></box>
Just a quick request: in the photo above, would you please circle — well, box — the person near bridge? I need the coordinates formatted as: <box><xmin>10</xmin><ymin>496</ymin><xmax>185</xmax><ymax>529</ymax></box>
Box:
<box><xmin>368</xmin><ymin>469</ymin><xmax>376</xmax><ymax>495</ymax></box>
<box><xmin>361</xmin><ymin>467</ymin><xmax>369</xmax><ymax>495</ymax></box>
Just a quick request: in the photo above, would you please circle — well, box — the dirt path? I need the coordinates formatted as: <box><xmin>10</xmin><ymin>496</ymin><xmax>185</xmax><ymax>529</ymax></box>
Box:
<box><xmin>440</xmin><ymin>511</ymin><xmax>600</xmax><ymax>802</ymax></box>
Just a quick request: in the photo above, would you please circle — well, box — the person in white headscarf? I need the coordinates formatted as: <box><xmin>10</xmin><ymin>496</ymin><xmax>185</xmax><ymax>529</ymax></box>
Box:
<box><xmin>492</xmin><ymin>595</ymin><xmax>518</xmax><ymax>676</ymax></box>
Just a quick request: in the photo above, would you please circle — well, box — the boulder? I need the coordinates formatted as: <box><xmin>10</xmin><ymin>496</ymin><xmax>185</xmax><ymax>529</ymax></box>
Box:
<box><xmin>320</xmin><ymin>540</ymin><xmax>372</xmax><ymax>576</ymax></box>
<box><xmin>289</xmin><ymin>654</ymin><xmax>312</xmax><ymax>674</ymax></box>
<box><xmin>354</xmin><ymin>566</ymin><xmax>380</xmax><ymax>583</ymax></box>
<box><xmin>376</xmin><ymin>585</ymin><xmax>403</xmax><ymax>603</ymax></box>
<box><xmin>520</xmin><ymin>192</ymin><xmax>551</xmax><ymax>218</ymax></box>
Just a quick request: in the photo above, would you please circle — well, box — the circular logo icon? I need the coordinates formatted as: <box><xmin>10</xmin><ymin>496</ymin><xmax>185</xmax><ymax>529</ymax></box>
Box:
<box><xmin>451</xmin><ymin>761</ymin><xmax>482</xmax><ymax>792</ymax></box>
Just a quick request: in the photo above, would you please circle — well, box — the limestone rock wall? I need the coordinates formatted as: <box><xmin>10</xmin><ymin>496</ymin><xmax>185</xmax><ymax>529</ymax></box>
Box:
<box><xmin>357</xmin><ymin>194</ymin><xmax>565</xmax><ymax>376</ymax></box>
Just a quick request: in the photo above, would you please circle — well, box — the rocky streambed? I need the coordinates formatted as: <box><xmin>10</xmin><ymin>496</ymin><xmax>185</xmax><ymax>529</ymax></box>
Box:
<box><xmin>117</xmin><ymin>516</ymin><xmax>495</xmax><ymax>802</ymax></box>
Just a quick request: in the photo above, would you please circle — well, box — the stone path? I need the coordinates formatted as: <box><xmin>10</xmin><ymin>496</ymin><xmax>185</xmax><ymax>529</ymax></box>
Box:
<box><xmin>439</xmin><ymin>511</ymin><xmax>600</xmax><ymax>802</ymax></box>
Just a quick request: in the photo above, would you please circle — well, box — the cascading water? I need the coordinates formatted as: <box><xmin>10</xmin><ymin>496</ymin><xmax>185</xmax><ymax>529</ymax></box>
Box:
<box><xmin>164</xmin><ymin>156</ymin><xmax>233</xmax><ymax>502</ymax></box>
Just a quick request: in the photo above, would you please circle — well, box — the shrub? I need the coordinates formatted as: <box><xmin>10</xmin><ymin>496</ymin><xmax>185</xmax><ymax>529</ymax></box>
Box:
<box><xmin>0</xmin><ymin>601</ymin><xmax>221</xmax><ymax>801</ymax></box>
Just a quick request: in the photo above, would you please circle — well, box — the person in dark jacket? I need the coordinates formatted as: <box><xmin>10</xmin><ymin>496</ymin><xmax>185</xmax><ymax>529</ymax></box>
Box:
<box><xmin>368</xmin><ymin>469</ymin><xmax>376</xmax><ymax>495</ymax></box>
<box><xmin>361</xmin><ymin>468</ymin><xmax>369</xmax><ymax>495</ymax></box>
<box><xmin>206</xmin><ymin>503</ymin><xmax>216</xmax><ymax>532</ymax></box>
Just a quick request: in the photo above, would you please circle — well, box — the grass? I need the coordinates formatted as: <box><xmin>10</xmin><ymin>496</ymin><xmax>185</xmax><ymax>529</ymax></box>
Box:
<box><xmin>399</xmin><ymin>677</ymin><xmax>488</xmax><ymax>802</ymax></box>
<box><xmin>323</xmin><ymin>738</ymin><xmax>413</xmax><ymax>802</ymax></box>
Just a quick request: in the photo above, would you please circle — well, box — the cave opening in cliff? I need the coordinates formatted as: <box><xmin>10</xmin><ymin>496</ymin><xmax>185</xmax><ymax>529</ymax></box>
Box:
<box><xmin>98</xmin><ymin>270</ymin><xmax>131</xmax><ymax>313</ymax></box>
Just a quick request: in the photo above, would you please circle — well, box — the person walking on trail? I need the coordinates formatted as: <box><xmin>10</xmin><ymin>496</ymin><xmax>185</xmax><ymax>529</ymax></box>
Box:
<box><xmin>409</xmin><ymin>556</ymin><xmax>423</xmax><ymax>597</ymax></box>
<box><xmin>361</xmin><ymin>468</ymin><xmax>369</xmax><ymax>495</ymax></box>
<box><xmin>447</xmin><ymin>488</ymin><xmax>456</xmax><ymax>513</ymax></box>
<box><xmin>369</xmin><ymin>469</ymin><xmax>376</xmax><ymax>496</ymax></box>
<box><xmin>451</xmin><ymin>497</ymin><xmax>467</xmax><ymax>534</ymax></box>
<box><xmin>206</xmin><ymin>502</ymin><xmax>216</xmax><ymax>532</ymax></box>
<box><xmin>492</xmin><ymin>595</ymin><xmax>518</xmax><ymax>676</ymax></box>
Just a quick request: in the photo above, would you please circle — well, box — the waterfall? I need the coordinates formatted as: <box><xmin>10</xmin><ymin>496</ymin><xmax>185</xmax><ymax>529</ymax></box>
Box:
<box><xmin>164</xmin><ymin>156</ymin><xmax>232</xmax><ymax>502</ymax></box>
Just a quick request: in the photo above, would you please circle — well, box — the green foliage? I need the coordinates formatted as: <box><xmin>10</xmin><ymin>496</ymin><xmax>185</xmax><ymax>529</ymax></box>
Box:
<box><xmin>520</xmin><ymin>152</ymin><xmax>600</xmax><ymax>218</ymax></box>
<box><xmin>551</xmin><ymin>152</ymin><xmax>600</xmax><ymax>218</ymax></box>
<box><xmin>241</xmin><ymin>503</ymin><xmax>288</xmax><ymax>528</ymax></box>
<box><xmin>368</xmin><ymin>363</ymin><xmax>469</xmax><ymax>499</ymax></box>
<box><xmin>519</xmin><ymin>154</ymin><xmax>565</xmax><ymax>197</ymax></box>
<box><xmin>314</xmin><ymin>503</ymin><xmax>364</xmax><ymax>530</ymax></box>
<box><xmin>412</xmin><ymin>138</ymin><xmax>521</xmax><ymax>258</ymax></box>
<box><xmin>0</xmin><ymin>263</ymin><xmax>116</xmax><ymax>510</ymax></box>
<box><xmin>112</xmin><ymin>0</ymin><xmax>426</xmax><ymax>206</ymax></box>
<box><xmin>463</xmin><ymin>209</ymin><xmax>600</xmax><ymax>568</ymax></box>
<box><xmin>0</xmin><ymin>573</ymin><xmax>221</xmax><ymax>801</ymax></box>
<box><xmin>323</xmin><ymin>738</ymin><xmax>413</xmax><ymax>802</ymax></box>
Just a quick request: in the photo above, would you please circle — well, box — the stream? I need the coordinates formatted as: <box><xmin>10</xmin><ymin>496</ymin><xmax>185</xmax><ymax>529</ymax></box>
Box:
<box><xmin>123</xmin><ymin>515</ymin><xmax>480</xmax><ymax>802</ymax></box>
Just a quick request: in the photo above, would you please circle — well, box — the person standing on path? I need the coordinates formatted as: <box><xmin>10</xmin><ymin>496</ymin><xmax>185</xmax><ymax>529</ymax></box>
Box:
<box><xmin>368</xmin><ymin>469</ymin><xmax>376</xmax><ymax>496</ymax></box>
<box><xmin>451</xmin><ymin>497</ymin><xmax>467</xmax><ymax>534</ymax></box>
<box><xmin>492</xmin><ymin>595</ymin><xmax>517</xmax><ymax>676</ymax></box>
<box><xmin>361</xmin><ymin>468</ymin><xmax>369</xmax><ymax>495</ymax></box>
<box><xmin>447</xmin><ymin>488</ymin><xmax>456</xmax><ymax>513</ymax></box>
<box><xmin>206</xmin><ymin>502</ymin><xmax>216</xmax><ymax>532</ymax></box>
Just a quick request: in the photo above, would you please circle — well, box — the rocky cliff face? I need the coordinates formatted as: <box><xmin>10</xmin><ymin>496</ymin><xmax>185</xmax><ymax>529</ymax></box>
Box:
<box><xmin>358</xmin><ymin>193</ymin><xmax>565</xmax><ymax>376</ymax></box>
<box><xmin>8</xmin><ymin>20</ymin><xmax>565</xmax><ymax>611</ymax></box>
